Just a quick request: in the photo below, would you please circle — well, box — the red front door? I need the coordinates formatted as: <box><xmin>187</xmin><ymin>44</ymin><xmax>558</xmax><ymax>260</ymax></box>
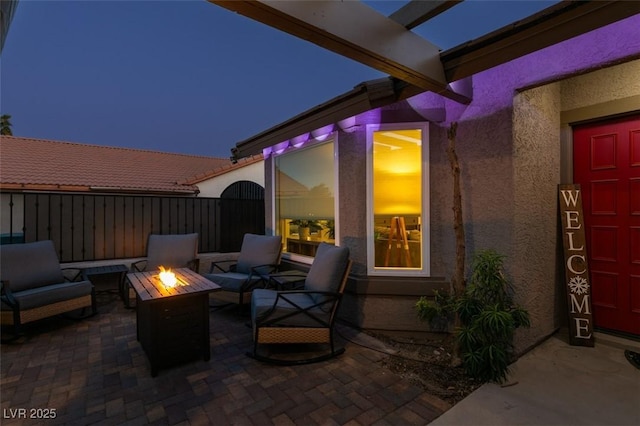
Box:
<box><xmin>573</xmin><ymin>114</ymin><xmax>640</xmax><ymax>336</ymax></box>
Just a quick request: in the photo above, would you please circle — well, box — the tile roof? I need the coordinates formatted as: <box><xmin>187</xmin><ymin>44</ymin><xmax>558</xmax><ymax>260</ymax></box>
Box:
<box><xmin>179</xmin><ymin>153</ymin><xmax>264</xmax><ymax>185</ymax></box>
<box><xmin>0</xmin><ymin>136</ymin><xmax>232</xmax><ymax>194</ymax></box>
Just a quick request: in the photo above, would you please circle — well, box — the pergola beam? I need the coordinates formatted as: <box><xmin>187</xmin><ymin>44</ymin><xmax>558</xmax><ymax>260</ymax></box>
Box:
<box><xmin>209</xmin><ymin>0</ymin><xmax>470</xmax><ymax>104</ymax></box>
<box><xmin>389</xmin><ymin>0</ymin><xmax>462</xmax><ymax>29</ymax></box>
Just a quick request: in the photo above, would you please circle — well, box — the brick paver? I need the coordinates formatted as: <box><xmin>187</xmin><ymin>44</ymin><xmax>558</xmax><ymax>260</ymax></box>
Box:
<box><xmin>1</xmin><ymin>292</ymin><xmax>451</xmax><ymax>425</ymax></box>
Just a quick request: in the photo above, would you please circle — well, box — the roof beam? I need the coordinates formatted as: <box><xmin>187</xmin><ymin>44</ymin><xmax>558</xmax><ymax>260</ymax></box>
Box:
<box><xmin>209</xmin><ymin>0</ymin><xmax>470</xmax><ymax>104</ymax></box>
<box><xmin>389</xmin><ymin>0</ymin><xmax>462</xmax><ymax>29</ymax></box>
<box><xmin>441</xmin><ymin>0</ymin><xmax>640</xmax><ymax>82</ymax></box>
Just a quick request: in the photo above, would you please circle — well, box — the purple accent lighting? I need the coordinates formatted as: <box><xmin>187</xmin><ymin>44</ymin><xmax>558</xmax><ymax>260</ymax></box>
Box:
<box><xmin>291</xmin><ymin>133</ymin><xmax>309</xmax><ymax>148</ymax></box>
<box><xmin>273</xmin><ymin>140</ymin><xmax>289</xmax><ymax>155</ymax></box>
<box><xmin>311</xmin><ymin>124</ymin><xmax>335</xmax><ymax>141</ymax></box>
<box><xmin>446</xmin><ymin>14</ymin><xmax>640</xmax><ymax>124</ymax></box>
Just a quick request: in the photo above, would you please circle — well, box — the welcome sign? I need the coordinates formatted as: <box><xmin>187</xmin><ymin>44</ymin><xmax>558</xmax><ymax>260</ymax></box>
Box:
<box><xmin>558</xmin><ymin>184</ymin><xmax>594</xmax><ymax>347</ymax></box>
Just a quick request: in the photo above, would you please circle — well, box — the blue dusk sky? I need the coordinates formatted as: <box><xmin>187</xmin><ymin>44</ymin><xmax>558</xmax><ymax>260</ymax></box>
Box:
<box><xmin>1</xmin><ymin>1</ymin><xmax>555</xmax><ymax>159</ymax></box>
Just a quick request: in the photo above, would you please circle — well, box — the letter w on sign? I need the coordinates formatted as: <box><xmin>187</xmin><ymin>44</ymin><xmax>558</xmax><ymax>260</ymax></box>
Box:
<box><xmin>558</xmin><ymin>184</ymin><xmax>594</xmax><ymax>347</ymax></box>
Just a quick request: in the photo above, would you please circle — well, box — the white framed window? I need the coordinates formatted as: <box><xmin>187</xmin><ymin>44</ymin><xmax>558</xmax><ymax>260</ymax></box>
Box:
<box><xmin>271</xmin><ymin>133</ymin><xmax>339</xmax><ymax>264</ymax></box>
<box><xmin>366</xmin><ymin>123</ymin><xmax>430</xmax><ymax>276</ymax></box>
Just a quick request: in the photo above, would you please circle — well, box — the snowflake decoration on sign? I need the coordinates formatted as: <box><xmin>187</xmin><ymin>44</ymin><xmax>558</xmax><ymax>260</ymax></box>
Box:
<box><xmin>568</xmin><ymin>276</ymin><xmax>589</xmax><ymax>295</ymax></box>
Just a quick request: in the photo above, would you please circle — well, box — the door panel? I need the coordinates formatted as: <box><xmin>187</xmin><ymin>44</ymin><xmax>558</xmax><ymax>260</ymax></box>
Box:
<box><xmin>573</xmin><ymin>114</ymin><xmax>640</xmax><ymax>336</ymax></box>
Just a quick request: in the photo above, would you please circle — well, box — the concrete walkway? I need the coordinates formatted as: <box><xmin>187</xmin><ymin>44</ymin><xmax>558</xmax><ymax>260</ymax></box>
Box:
<box><xmin>430</xmin><ymin>331</ymin><xmax>640</xmax><ymax>426</ymax></box>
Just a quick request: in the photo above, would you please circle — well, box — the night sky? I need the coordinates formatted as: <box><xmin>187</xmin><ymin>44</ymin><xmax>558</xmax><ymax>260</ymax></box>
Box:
<box><xmin>1</xmin><ymin>1</ymin><xmax>555</xmax><ymax>158</ymax></box>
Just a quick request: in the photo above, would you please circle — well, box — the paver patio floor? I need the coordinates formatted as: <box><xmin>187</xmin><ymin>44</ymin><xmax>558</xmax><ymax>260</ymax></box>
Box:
<box><xmin>1</xmin><ymin>292</ymin><xmax>450</xmax><ymax>425</ymax></box>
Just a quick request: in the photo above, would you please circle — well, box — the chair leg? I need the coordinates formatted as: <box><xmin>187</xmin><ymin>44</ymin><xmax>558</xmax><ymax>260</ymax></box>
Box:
<box><xmin>1</xmin><ymin>311</ymin><xmax>24</xmax><ymax>343</ymax></box>
<box><xmin>91</xmin><ymin>288</ymin><xmax>98</xmax><ymax>316</ymax></box>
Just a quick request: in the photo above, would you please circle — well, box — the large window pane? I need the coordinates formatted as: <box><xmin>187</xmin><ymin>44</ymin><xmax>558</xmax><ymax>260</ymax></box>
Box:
<box><xmin>372</xmin><ymin>129</ymin><xmax>423</xmax><ymax>270</ymax></box>
<box><xmin>274</xmin><ymin>140</ymin><xmax>336</xmax><ymax>257</ymax></box>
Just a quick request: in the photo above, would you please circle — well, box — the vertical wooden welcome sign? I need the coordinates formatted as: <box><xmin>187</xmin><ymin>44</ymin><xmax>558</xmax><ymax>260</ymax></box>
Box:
<box><xmin>558</xmin><ymin>184</ymin><xmax>594</xmax><ymax>346</ymax></box>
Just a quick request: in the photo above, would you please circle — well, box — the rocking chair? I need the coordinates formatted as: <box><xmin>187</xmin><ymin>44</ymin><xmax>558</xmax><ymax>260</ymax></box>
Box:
<box><xmin>248</xmin><ymin>243</ymin><xmax>351</xmax><ymax>364</ymax></box>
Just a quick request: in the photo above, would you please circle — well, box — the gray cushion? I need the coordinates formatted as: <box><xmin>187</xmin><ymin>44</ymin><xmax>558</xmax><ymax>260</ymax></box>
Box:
<box><xmin>0</xmin><ymin>240</ymin><xmax>65</xmax><ymax>292</ymax></box>
<box><xmin>251</xmin><ymin>288</ymin><xmax>331</xmax><ymax>327</ymax></box>
<box><xmin>146</xmin><ymin>233</ymin><xmax>198</xmax><ymax>271</ymax></box>
<box><xmin>235</xmin><ymin>234</ymin><xmax>282</xmax><ymax>274</ymax></box>
<box><xmin>203</xmin><ymin>272</ymin><xmax>261</xmax><ymax>292</ymax></box>
<box><xmin>1</xmin><ymin>280</ymin><xmax>93</xmax><ymax>311</ymax></box>
<box><xmin>304</xmin><ymin>243</ymin><xmax>349</xmax><ymax>310</ymax></box>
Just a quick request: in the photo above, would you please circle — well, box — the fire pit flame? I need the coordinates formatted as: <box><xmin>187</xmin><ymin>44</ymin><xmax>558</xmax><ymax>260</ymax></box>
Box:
<box><xmin>158</xmin><ymin>266</ymin><xmax>177</xmax><ymax>288</ymax></box>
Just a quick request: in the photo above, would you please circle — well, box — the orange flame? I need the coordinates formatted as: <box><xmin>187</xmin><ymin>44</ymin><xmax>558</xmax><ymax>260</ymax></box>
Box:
<box><xmin>158</xmin><ymin>266</ymin><xmax>177</xmax><ymax>287</ymax></box>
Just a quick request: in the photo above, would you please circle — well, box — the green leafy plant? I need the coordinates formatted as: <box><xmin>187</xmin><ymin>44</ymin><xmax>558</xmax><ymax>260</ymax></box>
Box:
<box><xmin>326</xmin><ymin>220</ymin><xmax>335</xmax><ymax>239</ymax></box>
<box><xmin>0</xmin><ymin>114</ymin><xmax>12</xmax><ymax>136</ymax></box>
<box><xmin>416</xmin><ymin>249</ymin><xmax>530</xmax><ymax>383</ymax></box>
<box><xmin>290</xmin><ymin>219</ymin><xmax>323</xmax><ymax>232</ymax></box>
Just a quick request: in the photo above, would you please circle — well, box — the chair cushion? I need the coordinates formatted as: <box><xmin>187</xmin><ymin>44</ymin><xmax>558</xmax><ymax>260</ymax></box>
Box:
<box><xmin>0</xmin><ymin>240</ymin><xmax>65</xmax><ymax>292</ymax></box>
<box><xmin>235</xmin><ymin>234</ymin><xmax>282</xmax><ymax>274</ymax></box>
<box><xmin>202</xmin><ymin>272</ymin><xmax>261</xmax><ymax>292</ymax></box>
<box><xmin>1</xmin><ymin>280</ymin><xmax>93</xmax><ymax>311</ymax></box>
<box><xmin>251</xmin><ymin>289</ymin><xmax>331</xmax><ymax>327</ymax></box>
<box><xmin>146</xmin><ymin>233</ymin><xmax>198</xmax><ymax>271</ymax></box>
<box><xmin>304</xmin><ymin>243</ymin><xmax>349</xmax><ymax>311</ymax></box>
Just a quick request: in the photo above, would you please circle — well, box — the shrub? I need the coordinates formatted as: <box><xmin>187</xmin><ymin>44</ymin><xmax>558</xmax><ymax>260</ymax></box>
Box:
<box><xmin>416</xmin><ymin>249</ymin><xmax>530</xmax><ymax>383</ymax></box>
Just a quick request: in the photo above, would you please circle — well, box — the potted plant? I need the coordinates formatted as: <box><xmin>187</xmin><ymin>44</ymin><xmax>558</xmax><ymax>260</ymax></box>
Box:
<box><xmin>290</xmin><ymin>219</ymin><xmax>323</xmax><ymax>240</ymax></box>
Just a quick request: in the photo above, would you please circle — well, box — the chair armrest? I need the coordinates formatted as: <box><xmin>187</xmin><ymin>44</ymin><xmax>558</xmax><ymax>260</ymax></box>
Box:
<box><xmin>131</xmin><ymin>260</ymin><xmax>147</xmax><ymax>272</ymax></box>
<box><xmin>187</xmin><ymin>258</ymin><xmax>200</xmax><ymax>273</ymax></box>
<box><xmin>256</xmin><ymin>290</ymin><xmax>341</xmax><ymax>327</ymax></box>
<box><xmin>248</xmin><ymin>264</ymin><xmax>281</xmax><ymax>291</ymax></box>
<box><xmin>251</xmin><ymin>263</ymin><xmax>280</xmax><ymax>277</ymax></box>
<box><xmin>209</xmin><ymin>260</ymin><xmax>236</xmax><ymax>273</ymax></box>
<box><xmin>0</xmin><ymin>280</ymin><xmax>18</xmax><ymax>309</ymax></box>
<box><xmin>61</xmin><ymin>268</ymin><xmax>83</xmax><ymax>282</ymax></box>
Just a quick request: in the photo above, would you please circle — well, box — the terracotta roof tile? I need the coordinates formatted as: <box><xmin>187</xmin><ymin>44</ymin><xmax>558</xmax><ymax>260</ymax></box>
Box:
<box><xmin>180</xmin><ymin>154</ymin><xmax>264</xmax><ymax>185</ymax></box>
<box><xmin>0</xmin><ymin>136</ymin><xmax>232</xmax><ymax>194</ymax></box>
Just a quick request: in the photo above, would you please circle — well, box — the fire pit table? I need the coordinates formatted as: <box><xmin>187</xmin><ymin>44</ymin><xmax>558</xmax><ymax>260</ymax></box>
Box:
<box><xmin>126</xmin><ymin>268</ymin><xmax>220</xmax><ymax>376</ymax></box>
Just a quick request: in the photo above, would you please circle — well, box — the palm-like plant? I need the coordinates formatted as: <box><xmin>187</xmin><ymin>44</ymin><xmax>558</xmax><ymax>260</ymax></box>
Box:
<box><xmin>0</xmin><ymin>114</ymin><xmax>12</xmax><ymax>135</ymax></box>
<box><xmin>416</xmin><ymin>250</ymin><xmax>530</xmax><ymax>383</ymax></box>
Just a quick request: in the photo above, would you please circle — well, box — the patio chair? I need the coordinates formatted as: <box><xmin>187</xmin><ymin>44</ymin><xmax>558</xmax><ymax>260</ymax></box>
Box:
<box><xmin>248</xmin><ymin>242</ymin><xmax>352</xmax><ymax>364</ymax></box>
<box><xmin>1</xmin><ymin>240</ymin><xmax>96</xmax><ymax>339</ymax></box>
<box><xmin>131</xmin><ymin>233</ymin><xmax>200</xmax><ymax>273</ymax></box>
<box><xmin>204</xmin><ymin>233</ymin><xmax>282</xmax><ymax>309</ymax></box>
<box><xmin>126</xmin><ymin>233</ymin><xmax>200</xmax><ymax>307</ymax></box>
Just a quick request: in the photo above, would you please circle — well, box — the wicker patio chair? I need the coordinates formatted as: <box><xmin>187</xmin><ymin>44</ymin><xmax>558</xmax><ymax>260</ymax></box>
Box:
<box><xmin>1</xmin><ymin>240</ymin><xmax>96</xmax><ymax>339</ymax></box>
<box><xmin>204</xmin><ymin>233</ymin><xmax>282</xmax><ymax>310</ymax></box>
<box><xmin>248</xmin><ymin>242</ymin><xmax>351</xmax><ymax>364</ymax></box>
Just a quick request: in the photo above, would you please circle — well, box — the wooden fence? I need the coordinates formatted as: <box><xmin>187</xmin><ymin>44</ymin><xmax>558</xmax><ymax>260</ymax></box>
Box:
<box><xmin>0</xmin><ymin>192</ymin><xmax>265</xmax><ymax>262</ymax></box>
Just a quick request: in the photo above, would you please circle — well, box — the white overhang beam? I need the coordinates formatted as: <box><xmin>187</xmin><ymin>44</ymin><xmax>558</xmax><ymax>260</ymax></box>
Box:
<box><xmin>209</xmin><ymin>0</ymin><xmax>470</xmax><ymax>104</ymax></box>
<box><xmin>389</xmin><ymin>0</ymin><xmax>462</xmax><ymax>29</ymax></box>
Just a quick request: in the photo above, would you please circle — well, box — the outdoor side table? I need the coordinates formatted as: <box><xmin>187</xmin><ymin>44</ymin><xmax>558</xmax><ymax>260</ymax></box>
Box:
<box><xmin>126</xmin><ymin>268</ymin><xmax>220</xmax><ymax>376</ymax></box>
<box><xmin>268</xmin><ymin>270</ymin><xmax>307</xmax><ymax>290</ymax></box>
<box><xmin>82</xmin><ymin>264</ymin><xmax>128</xmax><ymax>295</ymax></box>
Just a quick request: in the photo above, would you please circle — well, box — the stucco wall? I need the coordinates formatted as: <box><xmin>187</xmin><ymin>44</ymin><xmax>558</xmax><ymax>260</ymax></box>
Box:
<box><xmin>512</xmin><ymin>83</ymin><xmax>563</xmax><ymax>351</ymax></box>
<box><xmin>337</xmin><ymin>130</ymin><xmax>368</xmax><ymax>276</ymax></box>
<box><xmin>561</xmin><ymin>60</ymin><xmax>640</xmax><ymax>111</ymax></box>
<box><xmin>195</xmin><ymin>161</ymin><xmax>264</xmax><ymax>198</ymax></box>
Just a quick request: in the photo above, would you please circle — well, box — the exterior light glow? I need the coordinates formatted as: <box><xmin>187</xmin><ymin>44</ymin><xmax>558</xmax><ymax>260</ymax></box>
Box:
<box><xmin>311</xmin><ymin>124</ymin><xmax>335</xmax><ymax>141</ymax></box>
<box><xmin>158</xmin><ymin>266</ymin><xmax>177</xmax><ymax>288</ymax></box>
<box><xmin>291</xmin><ymin>133</ymin><xmax>309</xmax><ymax>148</ymax></box>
